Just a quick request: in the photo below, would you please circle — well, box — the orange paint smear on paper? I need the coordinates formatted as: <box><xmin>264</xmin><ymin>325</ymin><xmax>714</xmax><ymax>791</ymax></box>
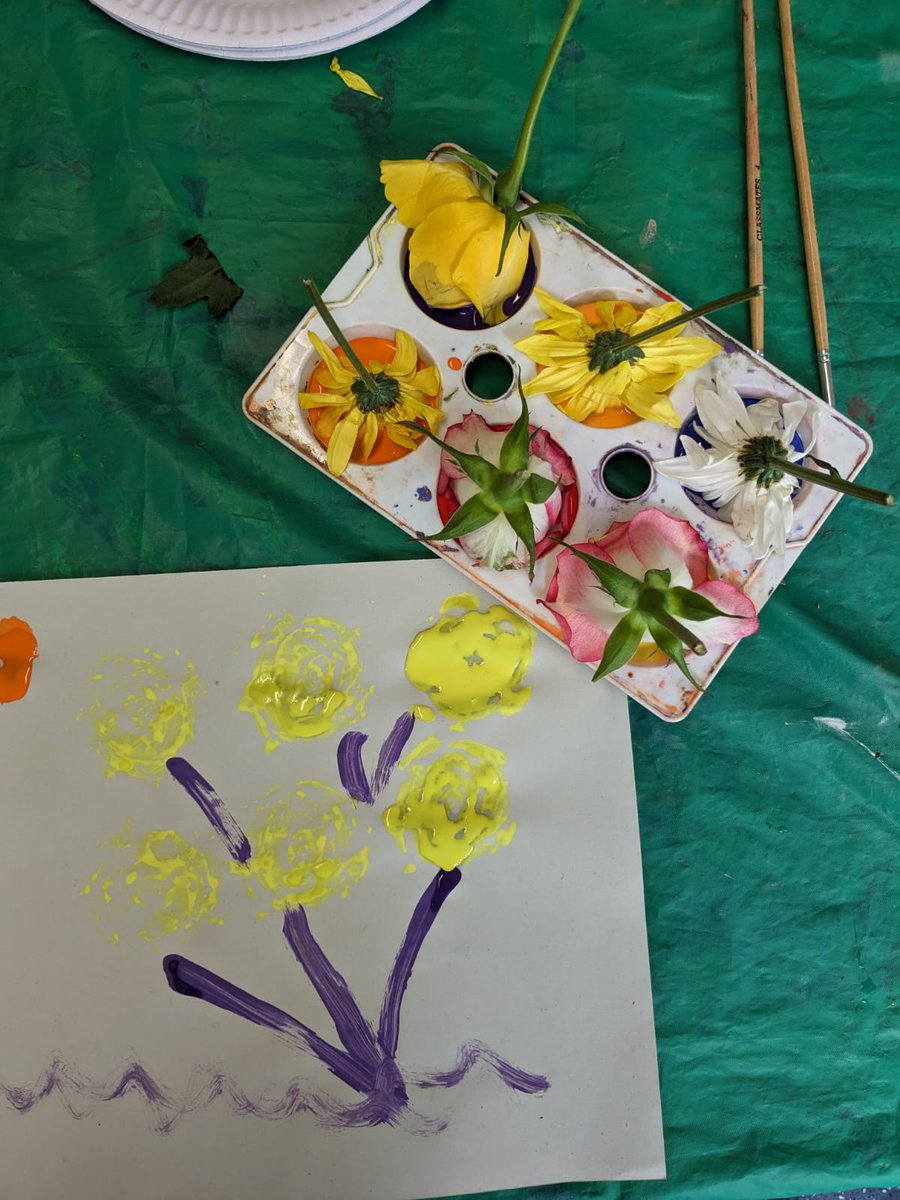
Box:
<box><xmin>0</xmin><ymin>617</ymin><xmax>38</xmax><ymax>703</ymax></box>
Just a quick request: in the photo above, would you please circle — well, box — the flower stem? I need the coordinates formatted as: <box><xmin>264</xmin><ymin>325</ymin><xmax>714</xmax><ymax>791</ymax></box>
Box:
<box><xmin>304</xmin><ymin>278</ymin><xmax>379</xmax><ymax>389</ymax></box>
<box><xmin>494</xmin><ymin>0</ymin><xmax>583</xmax><ymax>211</ymax></box>
<box><xmin>643</xmin><ymin>597</ymin><xmax>708</xmax><ymax>656</ymax></box>
<box><xmin>378</xmin><ymin>868</ymin><xmax>462</xmax><ymax>1060</ymax></box>
<box><xmin>613</xmin><ymin>285</ymin><xmax>763</xmax><ymax>353</ymax></box>
<box><xmin>769</xmin><ymin>456</ymin><xmax>894</xmax><ymax>506</ymax></box>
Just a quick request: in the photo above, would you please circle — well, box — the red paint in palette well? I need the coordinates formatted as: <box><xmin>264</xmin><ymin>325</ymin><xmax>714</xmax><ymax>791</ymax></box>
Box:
<box><xmin>0</xmin><ymin>616</ymin><xmax>38</xmax><ymax>703</ymax></box>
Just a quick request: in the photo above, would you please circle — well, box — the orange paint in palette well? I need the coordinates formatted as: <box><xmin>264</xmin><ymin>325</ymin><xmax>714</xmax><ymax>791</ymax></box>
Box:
<box><xmin>0</xmin><ymin>616</ymin><xmax>38</xmax><ymax>702</ymax></box>
<box><xmin>306</xmin><ymin>336</ymin><xmax>440</xmax><ymax>466</ymax></box>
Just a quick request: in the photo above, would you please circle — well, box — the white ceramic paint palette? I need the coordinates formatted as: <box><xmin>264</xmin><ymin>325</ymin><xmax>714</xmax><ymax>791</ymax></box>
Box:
<box><xmin>243</xmin><ymin>144</ymin><xmax>873</xmax><ymax>721</ymax></box>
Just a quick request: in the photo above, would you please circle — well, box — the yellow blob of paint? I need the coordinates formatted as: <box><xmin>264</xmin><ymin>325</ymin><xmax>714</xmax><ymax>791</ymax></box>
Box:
<box><xmin>405</xmin><ymin>594</ymin><xmax>535</xmax><ymax>729</ymax></box>
<box><xmin>239</xmin><ymin>615</ymin><xmax>372</xmax><ymax>750</ymax></box>
<box><xmin>87</xmin><ymin>652</ymin><xmax>204</xmax><ymax>783</ymax></box>
<box><xmin>83</xmin><ymin>824</ymin><xmax>221</xmax><ymax>942</ymax></box>
<box><xmin>411</xmin><ymin>704</ymin><xmax>435</xmax><ymax>723</ymax></box>
<box><xmin>383</xmin><ymin>739</ymin><xmax>515</xmax><ymax>871</ymax></box>
<box><xmin>236</xmin><ymin>782</ymin><xmax>368</xmax><ymax>911</ymax></box>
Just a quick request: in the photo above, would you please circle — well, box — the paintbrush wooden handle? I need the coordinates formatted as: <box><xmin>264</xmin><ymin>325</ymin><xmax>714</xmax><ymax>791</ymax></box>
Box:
<box><xmin>743</xmin><ymin>0</ymin><xmax>764</xmax><ymax>353</ymax></box>
<box><xmin>778</xmin><ymin>0</ymin><xmax>834</xmax><ymax>403</ymax></box>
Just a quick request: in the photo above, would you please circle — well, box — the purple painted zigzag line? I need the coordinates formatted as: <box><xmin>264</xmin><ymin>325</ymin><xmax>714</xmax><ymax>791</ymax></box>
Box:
<box><xmin>411</xmin><ymin>1040</ymin><xmax>550</xmax><ymax>1094</ymax></box>
<box><xmin>0</xmin><ymin>1056</ymin><xmax>331</xmax><ymax>1135</ymax></box>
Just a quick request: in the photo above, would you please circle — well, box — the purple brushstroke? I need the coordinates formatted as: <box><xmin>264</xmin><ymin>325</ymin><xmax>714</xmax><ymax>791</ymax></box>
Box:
<box><xmin>371</xmin><ymin>711</ymin><xmax>415</xmax><ymax>797</ymax></box>
<box><xmin>282</xmin><ymin>906</ymin><xmax>381</xmax><ymax>1070</ymax></box>
<box><xmin>337</xmin><ymin>712</ymin><xmax>415</xmax><ymax>806</ymax></box>
<box><xmin>0</xmin><ymin>1057</ymin><xmax>448</xmax><ymax>1135</ymax></box>
<box><xmin>413</xmin><ymin>1040</ymin><xmax>549</xmax><ymax>1094</ymax></box>
<box><xmin>166</xmin><ymin>757</ymin><xmax>250</xmax><ymax>863</ymax></box>
<box><xmin>379</xmin><ymin>868</ymin><xmax>461</xmax><ymax>1059</ymax></box>
<box><xmin>163</xmin><ymin>955</ymin><xmax>374</xmax><ymax>1094</ymax></box>
<box><xmin>337</xmin><ymin>730</ymin><xmax>372</xmax><ymax>805</ymax></box>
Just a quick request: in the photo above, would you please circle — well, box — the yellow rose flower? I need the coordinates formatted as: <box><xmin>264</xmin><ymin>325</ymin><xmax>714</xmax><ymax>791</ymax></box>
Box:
<box><xmin>381</xmin><ymin>159</ymin><xmax>531</xmax><ymax>326</ymax></box>
<box><xmin>379</xmin><ymin>0</ymin><xmax>584</xmax><ymax>326</ymax></box>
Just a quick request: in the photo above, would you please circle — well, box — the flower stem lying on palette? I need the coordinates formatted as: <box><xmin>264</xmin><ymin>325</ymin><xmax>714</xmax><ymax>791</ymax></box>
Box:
<box><xmin>161</xmin><ymin>750</ymin><xmax>547</xmax><ymax>1129</ymax></box>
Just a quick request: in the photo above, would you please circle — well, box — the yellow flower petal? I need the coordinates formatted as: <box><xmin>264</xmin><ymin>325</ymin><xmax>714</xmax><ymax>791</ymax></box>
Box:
<box><xmin>387</xmin><ymin>329</ymin><xmax>418</xmax><ymax>378</ymax></box>
<box><xmin>298</xmin><ymin>391</ymin><xmax>353</xmax><ymax>410</ymax></box>
<box><xmin>329</xmin><ymin>56</ymin><xmax>382</xmax><ymax>100</ymax></box>
<box><xmin>620</xmin><ymin>383</ymin><xmax>681</xmax><ymax>427</ymax></box>
<box><xmin>407</xmin><ymin>259</ymin><xmax>472</xmax><ymax>310</ymax></box>
<box><xmin>360</xmin><ymin>411</ymin><xmax>379</xmax><ymax>458</ymax></box>
<box><xmin>380</xmin><ymin>159</ymin><xmax>482</xmax><ymax>228</ymax></box>
<box><xmin>327</xmin><ymin>409</ymin><xmax>364</xmax><ymax>476</ymax></box>
<box><xmin>308</xmin><ymin>332</ymin><xmax>357</xmax><ymax>391</ymax></box>
<box><xmin>410</xmin><ymin>197</ymin><xmax>530</xmax><ymax>325</ymax></box>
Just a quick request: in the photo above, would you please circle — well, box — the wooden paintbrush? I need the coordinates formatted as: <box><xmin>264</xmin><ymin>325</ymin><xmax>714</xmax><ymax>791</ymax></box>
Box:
<box><xmin>742</xmin><ymin>0</ymin><xmax>764</xmax><ymax>354</ymax></box>
<box><xmin>778</xmin><ymin>0</ymin><xmax>836</xmax><ymax>406</ymax></box>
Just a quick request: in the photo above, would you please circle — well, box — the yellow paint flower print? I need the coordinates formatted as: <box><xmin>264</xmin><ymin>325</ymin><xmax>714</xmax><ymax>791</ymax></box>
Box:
<box><xmin>515</xmin><ymin>289</ymin><xmax>721</xmax><ymax>429</ymax></box>
<box><xmin>299</xmin><ymin>329</ymin><xmax>442</xmax><ymax>476</ymax></box>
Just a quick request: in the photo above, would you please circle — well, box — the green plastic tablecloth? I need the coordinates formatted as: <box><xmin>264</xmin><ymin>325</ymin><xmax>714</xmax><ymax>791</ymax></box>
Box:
<box><xmin>2</xmin><ymin>1</ymin><xmax>898</xmax><ymax>1196</ymax></box>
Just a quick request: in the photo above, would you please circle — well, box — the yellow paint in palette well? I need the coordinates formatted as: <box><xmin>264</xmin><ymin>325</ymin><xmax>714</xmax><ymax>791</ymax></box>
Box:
<box><xmin>236</xmin><ymin>782</ymin><xmax>369</xmax><ymax>913</ymax></box>
<box><xmin>239</xmin><ymin>614</ymin><xmax>372</xmax><ymax>750</ymax></box>
<box><xmin>405</xmin><ymin>593</ymin><xmax>535</xmax><ymax>729</ymax></box>
<box><xmin>383</xmin><ymin>739</ymin><xmax>515</xmax><ymax>872</ymax></box>
<box><xmin>87</xmin><ymin>652</ymin><xmax>204</xmax><ymax>783</ymax></box>
<box><xmin>83</xmin><ymin>824</ymin><xmax>221</xmax><ymax>943</ymax></box>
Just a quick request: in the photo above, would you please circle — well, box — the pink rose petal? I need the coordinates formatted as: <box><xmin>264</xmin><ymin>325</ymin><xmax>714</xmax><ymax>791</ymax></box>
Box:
<box><xmin>689</xmin><ymin>580</ymin><xmax>759</xmax><ymax>644</ymax></box>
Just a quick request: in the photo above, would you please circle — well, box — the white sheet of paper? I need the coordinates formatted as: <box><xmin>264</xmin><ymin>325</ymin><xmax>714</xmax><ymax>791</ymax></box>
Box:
<box><xmin>0</xmin><ymin>559</ymin><xmax>663</xmax><ymax>1197</ymax></box>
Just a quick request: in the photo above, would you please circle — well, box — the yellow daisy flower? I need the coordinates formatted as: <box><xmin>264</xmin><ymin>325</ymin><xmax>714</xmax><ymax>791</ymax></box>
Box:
<box><xmin>299</xmin><ymin>328</ymin><xmax>442</xmax><ymax>476</ymax></box>
<box><xmin>515</xmin><ymin>289</ymin><xmax>722</xmax><ymax>428</ymax></box>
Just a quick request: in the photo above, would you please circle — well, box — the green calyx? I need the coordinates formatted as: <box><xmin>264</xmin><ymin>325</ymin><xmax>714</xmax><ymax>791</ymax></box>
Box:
<box><xmin>402</xmin><ymin>384</ymin><xmax>560</xmax><ymax>580</ymax></box>
<box><xmin>738</xmin><ymin>434</ymin><xmax>788</xmax><ymax>487</ymax></box>
<box><xmin>589</xmin><ymin>330</ymin><xmax>646</xmax><ymax>374</ymax></box>
<box><xmin>554</xmin><ymin>544</ymin><xmax>749</xmax><ymax>690</ymax></box>
<box><xmin>351</xmin><ymin>373</ymin><xmax>400</xmax><ymax>414</ymax></box>
<box><xmin>738</xmin><ymin>436</ymin><xmax>895</xmax><ymax>507</ymax></box>
<box><xmin>447</xmin><ymin>0</ymin><xmax>586</xmax><ymax>277</ymax></box>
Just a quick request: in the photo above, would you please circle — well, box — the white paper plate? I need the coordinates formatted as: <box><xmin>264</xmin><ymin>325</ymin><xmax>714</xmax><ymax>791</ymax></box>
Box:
<box><xmin>90</xmin><ymin>0</ymin><xmax>432</xmax><ymax>60</ymax></box>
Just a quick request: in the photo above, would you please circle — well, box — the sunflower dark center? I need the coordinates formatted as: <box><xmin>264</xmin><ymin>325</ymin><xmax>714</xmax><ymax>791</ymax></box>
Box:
<box><xmin>588</xmin><ymin>329</ymin><xmax>646</xmax><ymax>374</ymax></box>
<box><xmin>351</xmin><ymin>372</ymin><xmax>401</xmax><ymax>414</ymax></box>
<box><xmin>737</xmin><ymin>434</ymin><xmax>787</xmax><ymax>487</ymax></box>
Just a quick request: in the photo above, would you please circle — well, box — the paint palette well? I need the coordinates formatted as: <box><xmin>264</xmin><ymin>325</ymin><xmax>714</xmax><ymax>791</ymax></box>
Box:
<box><xmin>243</xmin><ymin>144</ymin><xmax>873</xmax><ymax>721</ymax></box>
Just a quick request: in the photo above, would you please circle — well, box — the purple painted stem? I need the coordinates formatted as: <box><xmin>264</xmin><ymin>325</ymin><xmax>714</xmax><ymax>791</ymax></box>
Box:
<box><xmin>282</xmin><ymin>907</ymin><xmax>381</xmax><ymax>1070</ymax></box>
<box><xmin>378</xmin><ymin>868</ymin><xmax>462</xmax><ymax>1059</ymax></box>
<box><xmin>337</xmin><ymin>713</ymin><xmax>416</xmax><ymax>806</ymax></box>
<box><xmin>166</xmin><ymin>758</ymin><xmax>250</xmax><ymax>863</ymax></box>
<box><xmin>162</xmin><ymin>955</ymin><xmax>374</xmax><ymax>1094</ymax></box>
<box><xmin>371</xmin><ymin>711</ymin><xmax>415</xmax><ymax>796</ymax></box>
<box><xmin>337</xmin><ymin>731</ymin><xmax>372</xmax><ymax>805</ymax></box>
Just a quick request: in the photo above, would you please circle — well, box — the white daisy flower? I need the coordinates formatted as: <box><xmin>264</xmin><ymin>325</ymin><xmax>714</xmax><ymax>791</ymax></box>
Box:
<box><xmin>655</xmin><ymin>377</ymin><xmax>819</xmax><ymax>559</ymax></box>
